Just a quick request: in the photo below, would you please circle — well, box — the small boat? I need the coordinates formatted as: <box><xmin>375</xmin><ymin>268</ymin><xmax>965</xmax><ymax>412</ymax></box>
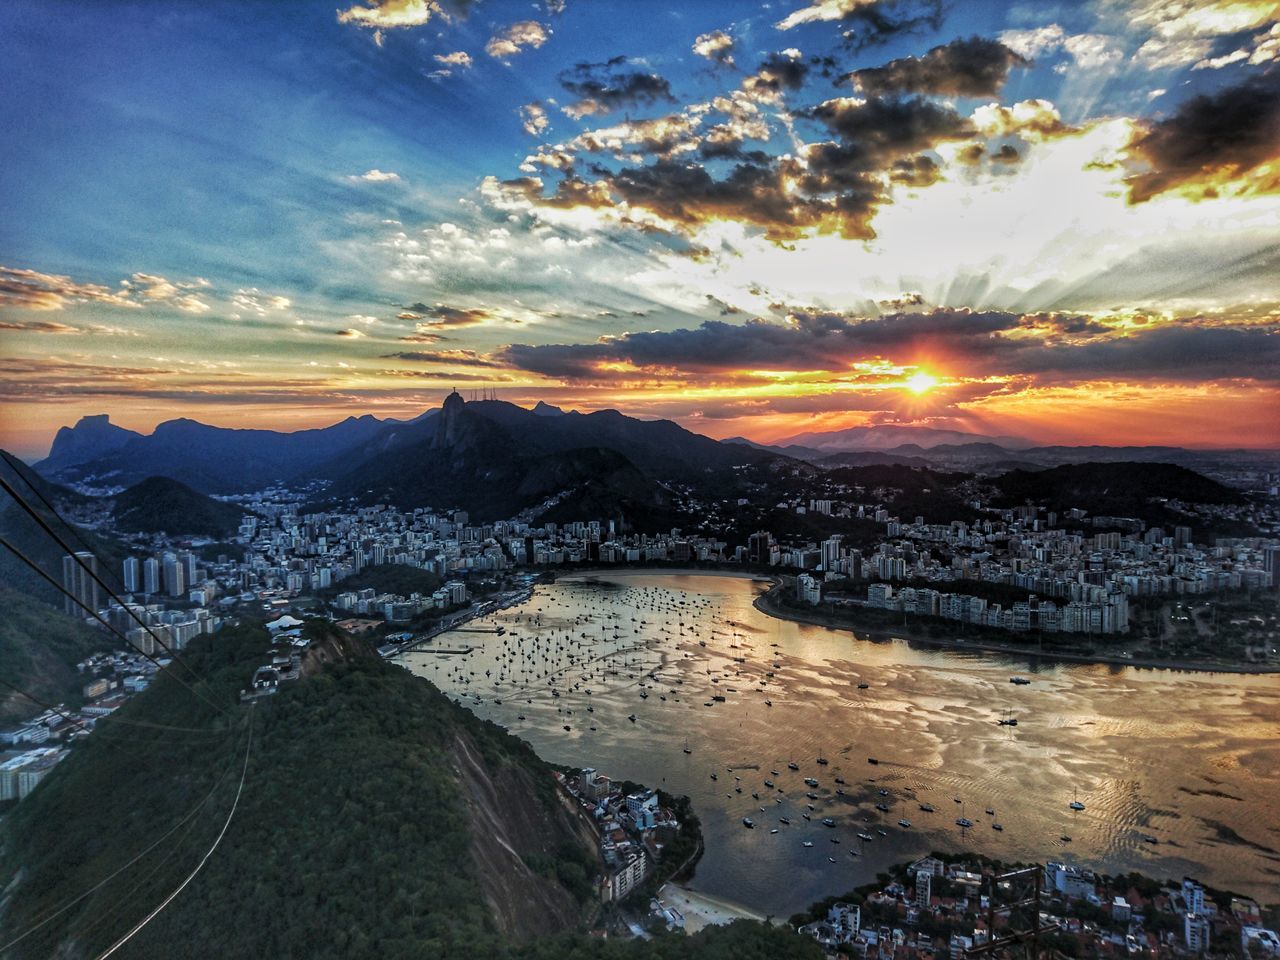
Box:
<box><xmin>1010</xmin><ymin>676</ymin><xmax>1031</xmax><ymax>685</ymax></box>
<box><xmin>1142</xmin><ymin>835</ymin><xmax>1158</xmax><ymax>844</ymax></box>
<box><xmin>857</xmin><ymin>682</ymin><xmax>869</xmax><ymax>690</ymax></box>
<box><xmin>834</xmin><ymin>777</ymin><xmax>845</xmax><ymax>785</ymax></box>
<box><xmin>828</xmin><ymin>856</ymin><xmax>837</xmax><ymax>863</ymax></box>
<box><xmin>992</xmin><ymin>822</ymin><xmax>1004</xmax><ymax>831</ymax></box>
<box><xmin>956</xmin><ymin>817</ymin><xmax>973</xmax><ymax>828</ymax></box>
<box><xmin>867</xmin><ymin>758</ymin><xmax>879</xmax><ymax>765</ymax></box>
<box><xmin>1060</xmin><ymin>834</ymin><xmax>1072</xmax><ymax>842</ymax></box>
<box><xmin>806</xmin><ymin>792</ymin><xmax>819</xmax><ymax>800</ymax></box>
<box><xmin>875</xmin><ymin>803</ymin><xmax>890</xmax><ymax>812</ymax></box>
<box><xmin>898</xmin><ymin>818</ymin><xmax>911</xmax><ymax>828</ymax></box>
<box><xmin>857</xmin><ymin>831</ymin><xmax>873</xmax><ymax>842</ymax></box>
<box><xmin>770</xmin><ymin>828</ymin><xmax>779</xmax><ymax>834</ymax></box>
<box><xmin>779</xmin><ymin>817</ymin><xmax>791</xmax><ymax>825</ymax></box>
<box><xmin>517</xmin><ymin>715</ymin><xmax>526</xmax><ymax>720</ymax></box>
<box><xmin>876</xmin><ymin>828</ymin><xmax>887</xmax><ymax>836</ymax></box>
<box><xmin>804</xmin><ymin>777</ymin><xmax>819</xmax><ymax>787</ymax></box>
<box><xmin>743</xmin><ymin>818</ymin><xmax>755</xmax><ymax>828</ymax></box>
<box><xmin>802</xmin><ymin>840</ymin><xmax>814</xmax><ymax>848</ymax></box>
<box><xmin>764</xmin><ymin>779</ymin><xmax>775</xmax><ymax>788</ymax></box>
<box><xmin>816</xmin><ymin>757</ymin><xmax>829</xmax><ymax>765</ymax></box>
<box><xmin>628</xmin><ymin>714</ymin><xmax>637</xmax><ymax>722</ymax></box>
<box><xmin>802</xmin><ymin>813</ymin><xmax>811</xmax><ymax>821</ymax></box>
<box><xmin>878</xmin><ymin>789</ymin><xmax>889</xmax><ymax>796</ymax></box>
<box><xmin>830</xmin><ymin>836</ymin><xmax>841</xmax><ymax>844</ymax></box>
<box><xmin>710</xmin><ymin>773</ymin><xmax>717</xmax><ymax>781</ymax></box>
<box><xmin>771</xmin><ymin>770</ymin><xmax>780</xmax><ymax>776</ymax></box>
<box><xmin>563</xmin><ymin>725</ymin><xmax>570</xmax><ymax>731</ymax></box>
<box><xmin>919</xmin><ymin>803</ymin><xmax>935</xmax><ymax>812</ymax></box>
<box><xmin>788</xmin><ymin>762</ymin><xmax>800</xmax><ymax>771</ymax></box>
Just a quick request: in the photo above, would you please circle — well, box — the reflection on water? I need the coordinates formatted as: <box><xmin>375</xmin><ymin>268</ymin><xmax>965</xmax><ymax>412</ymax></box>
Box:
<box><xmin>401</xmin><ymin>573</ymin><xmax>1280</xmax><ymax>917</ymax></box>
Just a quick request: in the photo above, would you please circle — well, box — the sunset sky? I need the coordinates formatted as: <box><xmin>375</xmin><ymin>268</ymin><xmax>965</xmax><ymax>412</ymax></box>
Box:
<box><xmin>2</xmin><ymin>0</ymin><xmax>1278</xmax><ymax>458</ymax></box>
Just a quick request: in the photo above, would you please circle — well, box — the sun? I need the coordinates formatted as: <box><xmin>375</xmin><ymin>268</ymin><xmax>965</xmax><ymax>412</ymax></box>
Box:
<box><xmin>904</xmin><ymin>371</ymin><xmax>939</xmax><ymax>394</ymax></box>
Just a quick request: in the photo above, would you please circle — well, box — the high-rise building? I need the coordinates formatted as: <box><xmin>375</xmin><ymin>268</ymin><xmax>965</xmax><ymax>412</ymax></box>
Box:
<box><xmin>61</xmin><ymin>552</ymin><xmax>99</xmax><ymax>617</ymax></box>
<box><xmin>915</xmin><ymin>871</ymin><xmax>932</xmax><ymax>910</ymax></box>
<box><xmin>122</xmin><ymin>556</ymin><xmax>140</xmax><ymax>594</ymax></box>
<box><xmin>143</xmin><ymin>557</ymin><xmax>160</xmax><ymax>595</ymax></box>
<box><xmin>748</xmin><ymin>531</ymin><xmax>772</xmax><ymax>565</ymax></box>
<box><xmin>163</xmin><ymin>558</ymin><xmax>185</xmax><ymax>597</ymax></box>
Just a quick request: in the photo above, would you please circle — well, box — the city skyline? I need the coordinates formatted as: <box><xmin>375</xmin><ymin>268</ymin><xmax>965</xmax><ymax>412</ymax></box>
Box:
<box><xmin>3</xmin><ymin>0</ymin><xmax>1280</xmax><ymax>458</ymax></box>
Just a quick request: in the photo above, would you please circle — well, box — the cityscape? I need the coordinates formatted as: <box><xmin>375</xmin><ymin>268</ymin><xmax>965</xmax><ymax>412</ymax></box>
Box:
<box><xmin>2</xmin><ymin>0</ymin><xmax>1279</xmax><ymax>958</ymax></box>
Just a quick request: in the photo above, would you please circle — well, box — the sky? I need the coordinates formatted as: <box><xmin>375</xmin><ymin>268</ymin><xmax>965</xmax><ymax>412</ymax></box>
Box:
<box><xmin>1</xmin><ymin>0</ymin><xmax>1278</xmax><ymax>458</ymax></box>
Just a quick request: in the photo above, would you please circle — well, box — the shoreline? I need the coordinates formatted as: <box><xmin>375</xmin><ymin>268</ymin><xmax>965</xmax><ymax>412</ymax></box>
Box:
<box><xmin>752</xmin><ymin>586</ymin><xmax>1280</xmax><ymax>676</ymax></box>
<box><xmin>655</xmin><ymin>882</ymin><xmax>769</xmax><ymax>933</ymax></box>
<box><xmin>555</xmin><ymin>567</ymin><xmax>775</xmax><ymax>582</ymax></box>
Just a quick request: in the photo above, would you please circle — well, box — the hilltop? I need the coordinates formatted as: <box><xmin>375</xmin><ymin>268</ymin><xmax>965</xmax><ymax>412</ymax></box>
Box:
<box><xmin>111</xmin><ymin>475</ymin><xmax>247</xmax><ymax>538</ymax></box>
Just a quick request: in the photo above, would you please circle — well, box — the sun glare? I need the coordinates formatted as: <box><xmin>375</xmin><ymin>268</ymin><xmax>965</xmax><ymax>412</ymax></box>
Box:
<box><xmin>904</xmin><ymin>371</ymin><xmax>938</xmax><ymax>394</ymax></box>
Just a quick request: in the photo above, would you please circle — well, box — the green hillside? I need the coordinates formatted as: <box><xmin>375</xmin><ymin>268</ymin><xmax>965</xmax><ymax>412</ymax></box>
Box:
<box><xmin>111</xmin><ymin>475</ymin><xmax>246</xmax><ymax>538</ymax></box>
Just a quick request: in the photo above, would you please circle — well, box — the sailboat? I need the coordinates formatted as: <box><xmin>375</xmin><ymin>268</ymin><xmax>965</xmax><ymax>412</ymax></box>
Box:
<box><xmin>1069</xmin><ymin>788</ymin><xmax>1086</xmax><ymax>811</ymax></box>
<box><xmin>682</xmin><ymin>738</ymin><xmax>692</xmax><ymax>755</ymax></box>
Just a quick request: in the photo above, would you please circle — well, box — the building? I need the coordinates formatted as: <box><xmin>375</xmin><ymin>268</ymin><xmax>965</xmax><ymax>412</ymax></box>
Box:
<box><xmin>1185</xmin><ymin>913</ymin><xmax>1211</xmax><ymax>953</ymax></box>
<box><xmin>915</xmin><ymin>871</ymin><xmax>932</xmax><ymax>909</ymax></box>
<box><xmin>123</xmin><ymin>556</ymin><xmax>140</xmax><ymax>593</ymax></box>
<box><xmin>143</xmin><ymin>557</ymin><xmax>160</xmax><ymax>595</ymax></box>
<box><xmin>61</xmin><ymin>551</ymin><xmax>99</xmax><ymax>617</ymax></box>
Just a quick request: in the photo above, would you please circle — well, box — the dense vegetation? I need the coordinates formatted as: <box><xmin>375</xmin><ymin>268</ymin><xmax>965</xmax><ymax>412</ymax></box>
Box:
<box><xmin>320</xmin><ymin>562</ymin><xmax>443</xmax><ymax>598</ymax></box>
<box><xmin>0</xmin><ymin>584</ymin><xmax>115</xmax><ymax>721</ymax></box>
<box><xmin>111</xmin><ymin>475</ymin><xmax>247</xmax><ymax>538</ymax></box>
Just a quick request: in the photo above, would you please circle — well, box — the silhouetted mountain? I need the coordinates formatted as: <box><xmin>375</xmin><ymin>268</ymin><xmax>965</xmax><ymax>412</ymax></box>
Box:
<box><xmin>531</xmin><ymin>400</ymin><xmax>568</xmax><ymax>416</ymax></box>
<box><xmin>993</xmin><ymin>462</ymin><xmax>1245</xmax><ymax>515</ymax></box>
<box><xmin>813</xmin><ymin>451</ymin><xmax>934</xmax><ymax>468</ymax></box>
<box><xmin>111</xmin><ymin>476</ymin><xmax>246</xmax><ymax>538</ymax></box>
<box><xmin>36</xmin><ymin>414</ymin><xmax>143</xmax><ymax>472</ymax></box>
<box><xmin>321</xmin><ymin>396</ymin><xmax>775</xmax><ymax>520</ymax></box>
<box><xmin>769</xmin><ymin>423</ymin><xmax>1032</xmax><ymax>453</ymax></box>
<box><xmin>35</xmin><ymin>414</ymin><xmax>404</xmax><ymax>493</ymax></box>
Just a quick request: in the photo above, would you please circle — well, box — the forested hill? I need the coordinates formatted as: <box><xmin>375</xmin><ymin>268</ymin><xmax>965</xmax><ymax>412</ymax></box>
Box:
<box><xmin>0</xmin><ymin>622</ymin><xmax>819</xmax><ymax>960</ymax></box>
<box><xmin>111</xmin><ymin>475</ymin><xmax>247</xmax><ymax>538</ymax></box>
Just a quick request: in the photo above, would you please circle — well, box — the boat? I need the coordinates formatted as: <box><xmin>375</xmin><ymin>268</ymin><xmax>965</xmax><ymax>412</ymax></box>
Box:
<box><xmin>992</xmin><ymin>822</ymin><xmax>1003</xmax><ymax>831</ymax></box>
<box><xmin>919</xmin><ymin>803</ymin><xmax>935</xmax><ymax>812</ymax></box>
<box><xmin>878</xmin><ymin>789</ymin><xmax>889</xmax><ymax>796</ymax></box>
<box><xmin>628</xmin><ymin>714</ymin><xmax>637</xmax><ymax>722</ymax></box>
<box><xmin>710</xmin><ymin>773</ymin><xmax>717</xmax><ymax>781</ymax></box>
<box><xmin>828</xmin><ymin>857</ymin><xmax>836</xmax><ymax>863</ymax></box>
<box><xmin>779</xmin><ymin>817</ymin><xmax>791</xmax><ymax>825</ymax></box>
<box><xmin>802</xmin><ymin>813</ymin><xmax>811</xmax><ymax>821</ymax></box>
<box><xmin>682</xmin><ymin>739</ymin><xmax>692</xmax><ymax>755</ymax></box>
<box><xmin>804</xmin><ymin>777</ymin><xmax>819</xmax><ymax>787</ymax></box>
<box><xmin>743</xmin><ymin>818</ymin><xmax>755</xmax><ymax>828</ymax></box>
<box><xmin>788</xmin><ymin>762</ymin><xmax>800</xmax><ymax>770</ymax></box>
<box><xmin>764</xmin><ymin>700</ymin><xmax>772</xmax><ymax>706</ymax></box>
<box><xmin>876</xmin><ymin>828</ymin><xmax>887</xmax><ymax>836</ymax></box>
<box><xmin>956</xmin><ymin>817</ymin><xmax>973</xmax><ymax>828</ymax></box>
<box><xmin>816</xmin><ymin>757</ymin><xmax>829</xmax><ymax>765</ymax></box>
<box><xmin>898</xmin><ymin>819</ymin><xmax>911</xmax><ymax>828</ymax></box>
<box><xmin>1010</xmin><ymin>676</ymin><xmax>1031</xmax><ymax>685</ymax></box>
<box><xmin>857</xmin><ymin>831</ymin><xmax>873</xmax><ymax>842</ymax></box>
<box><xmin>770</xmin><ymin>828</ymin><xmax>779</xmax><ymax>834</ymax></box>
<box><xmin>875</xmin><ymin>803</ymin><xmax>890</xmax><ymax>812</ymax></box>
<box><xmin>834</xmin><ymin>777</ymin><xmax>846</xmax><ymax>785</ymax></box>
<box><xmin>802</xmin><ymin>840</ymin><xmax>814</xmax><ymax>848</ymax></box>
<box><xmin>764</xmin><ymin>779</ymin><xmax>774</xmax><ymax>788</ymax></box>
<box><xmin>1060</xmin><ymin>834</ymin><xmax>1072</xmax><ymax>842</ymax></box>
<box><xmin>867</xmin><ymin>757</ymin><xmax>879</xmax><ymax>765</ymax></box>
<box><xmin>1142</xmin><ymin>835</ymin><xmax>1158</xmax><ymax>844</ymax></box>
<box><xmin>771</xmin><ymin>770</ymin><xmax>780</xmax><ymax>776</ymax></box>
<box><xmin>857</xmin><ymin>682</ymin><xmax>869</xmax><ymax>689</ymax></box>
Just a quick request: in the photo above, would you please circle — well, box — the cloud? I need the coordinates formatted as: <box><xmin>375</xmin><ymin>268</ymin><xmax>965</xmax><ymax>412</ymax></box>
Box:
<box><xmin>349</xmin><ymin>169</ymin><xmax>402</xmax><ymax>183</ymax></box>
<box><xmin>336</xmin><ymin>328</ymin><xmax>367</xmax><ymax>338</ymax></box>
<box><xmin>485</xmin><ymin>20</ymin><xmax>549</xmax><ymax>60</ymax></box>
<box><xmin>692</xmin><ymin>30</ymin><xmax>736</xmax><ymax>65</ymax></box>
<box><xmin>999</xmin><ymin>24</ymin><xmax>1066</xmax><ymax>59</ymax></box>
<box><xmin>434</xmin><ymin>50</ymin><xmax>472</xmax><ymax>67</ymax></box>
<box><xmin>742</xmin><ymin>49</ymin><xmax>810</xmax><ymax>103</ymax></box>
<box><xmin>776</xmin><ymin>0</ymin><xmax>943</xmax><ymax>50</ymax></box>
<box><xmin>337</xmin><ymin>0</ymin><xmax>442</xmax><ymax>29</ymax></box>
<box><xmin>398</xmin><ymin>304</ymin><xmax>496</xmax><ymax>331</ymax></box>
<box><xmin>519</xmin><ymin>102</ymin><xmax>550</xmax><ymax>137</ymax></box>
<box><xmin>0</xmin><ymin>265</ymin><xmax>139</xmax><ymax>311</ymax></box>
<box><xmin>558</xmin><ymin>57</ymin><xmax>675</xmax><ymax>118</ymax></box>
<box><xmin>847</xmin><ymin>35</ymin><xmax>1029</xmax><ymax>97</ymax></box>
<box><xmin>1125</xmin><ymin>71</ymin><xmax>1280</xmax><ymax>203</ymax></box>
<box><xmin>382</xmin><ymin>348</ymin><xmax>502</xmax><ymax>366</ymax></box>
<box><xmin>499</xmin><ymin>308</ymin><xmax>1280</xmax><ymax>387</ymax></box>
<box><xmin>0</xmin><ymin>318</ymin><xmax>82</xmax><ymax>334</ymax></box>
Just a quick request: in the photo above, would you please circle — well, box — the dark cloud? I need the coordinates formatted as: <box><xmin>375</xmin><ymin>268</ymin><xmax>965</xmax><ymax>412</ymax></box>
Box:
<box><xmin>775</xmin><ymin>0</ymin><xmax>944</xmax><ymax>51</ymax></box>
<box><xmin>888</xmin><ymin>154</ymin><xmax>941</xmax><ymax>187</ymax></box>
<box><xmin>406</xmin><ymin>305</ymin><xmax>496</xmax><ymax>327</ymax></box>
<box><xmin>383</xmin><ymin>349</ymin><xmax>502</xmax><ymax>366</ymax></box>
<box><xmin>807</xmin><ymin>96</ymin><xmax>974</xmax><ymax>163</ymax></box>
<box><xmin>499</xmin><ymin>309</ymin><xmax>1280</xmax><ymax>386</ymax></box>
<box><xmin>1126</xmin><ymin>71</ymin><xmax>1280</xmax><ymax>204</ymax></box>
<box><xmin>742</xmin><ymin>51</ymin><xmax>810</xmax><ymax>100</ymax></box>
<box><xmin>847</xmin><ymin>36</ymin><xmax>1028</xmax><ymax>97</ymax></box>
<box><xmin>559</xmin><ymin>56</ymin><xmax>675</xmax><ymax>116</ymax></box>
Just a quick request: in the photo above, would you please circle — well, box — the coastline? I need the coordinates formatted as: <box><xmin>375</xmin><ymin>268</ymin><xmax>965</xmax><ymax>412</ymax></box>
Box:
<box><xmin>555</xmin><ymin>567</ymin><xmax>775</xmax><ymax>582</ymax></box>
<box><xmin>752</xmin><ymin>584</ymin><xmax>1280</xmax><ymax>676</ymax></box>
<box><xmin>655</xmin><ymin>883</ymin><xmax>769</xmax><ymax>933</ymax></box>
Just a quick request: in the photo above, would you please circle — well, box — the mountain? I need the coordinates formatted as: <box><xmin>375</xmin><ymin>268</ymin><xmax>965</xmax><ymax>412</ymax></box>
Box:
<box><xmin>36</xmin><ymin>414</ymin><xmax>143</xmax><ymax>472</ymax></box>
<box><xmin>33</xmin><ymin>414</ymin><xmax>408</xmax><ymax>493</ymax></box>
<box><xmin>0</xmin><ymin>584</ymin><xmax>115</xmax><ymax>722</ymax></box>
<box><xmin>0</xmin><ymin>452</ymin><xmax>122</xmax><ymax>607</ymax></box>
<box><xmin>532</xmin><ymin>400</ymin><xmax>568</xmax><ymax>417</ymax></box>
<box><xmin>0</xmin><ymin>622</ymin><xmax>818</xmax><ymax>960</ymax></box>
<box><xmin>993</xmin><ymin>461</ymin><xmax>1246</xmax><ymax>513</ymax></box>
<box><xmin>111</xmin><ymin>476</ymin><xmax>247</xmax><ymax>538</ymax></box>
<box><xmin>767</xmin><ymin>424</ymin><xmax>1032</xmax><ymax>453</ymax></box>
<box><xmin>320</xmin><ymin>394</ymin><xmax>777</xmax><ymax>521</ymax></box>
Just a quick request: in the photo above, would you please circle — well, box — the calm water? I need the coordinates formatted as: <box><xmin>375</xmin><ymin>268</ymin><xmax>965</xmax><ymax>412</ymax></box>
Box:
<box><xmin>401</xmin><ymin>573</ymin><xmax>1280</xmax><ymax>916</ymax></box>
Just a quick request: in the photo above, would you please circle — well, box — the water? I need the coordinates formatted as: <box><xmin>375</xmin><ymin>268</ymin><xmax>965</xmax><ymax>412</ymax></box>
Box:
<box><xmin>400</xmin><ymin>573</ymin><xmax>1280</xmax><ymax>917</ymax></box>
